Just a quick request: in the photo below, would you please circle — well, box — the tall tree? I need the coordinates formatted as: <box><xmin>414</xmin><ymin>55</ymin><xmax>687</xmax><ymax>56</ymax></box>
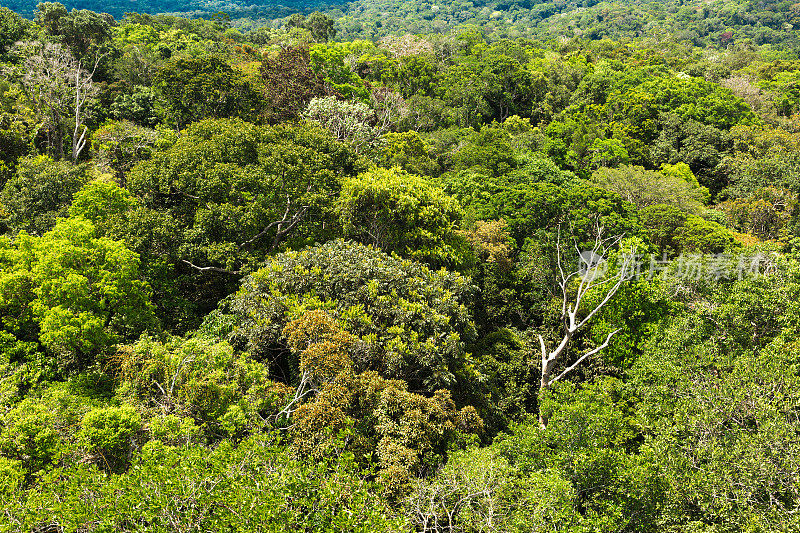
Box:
<box><xmin>13</xmin><ymin>41</ymin><xmax>97</xmax><ymax>161</ymax></box>
<box><xmin>154</xmin><ymin>55</ymin><xmax>262</xmax><ymax>129</ymax></box>
<box><xmin>260</xmin><ymin>46</ymin><xmax>335</xmax><ymax>123</ymax></box>
<box><xmin>537</xmin><ymin>224</ymin><xmax>636</xmax><ymax>427</ymax></box>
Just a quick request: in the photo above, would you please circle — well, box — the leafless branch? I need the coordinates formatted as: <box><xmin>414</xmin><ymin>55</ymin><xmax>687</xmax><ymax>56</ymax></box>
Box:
<box><xmin>179</xmin><ymin>259</ymin><xmax>241</xmax><ymax>276</ymax></box>
<box><xmin>538</xmin><ymin>220</ymin><xmax>635</xmax><ymax>427</ymax></box>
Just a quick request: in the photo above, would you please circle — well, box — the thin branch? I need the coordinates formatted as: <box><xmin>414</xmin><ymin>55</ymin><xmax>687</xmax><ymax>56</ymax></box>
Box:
<box><xmin>180</xmin><ymin>259</ymin><xmax>241</xmax><ymax>275</ymax></box>
<box><xmin>549</xmin><ymin>328</ymin><xmax>621</xmax><ymax>386</ymax></box>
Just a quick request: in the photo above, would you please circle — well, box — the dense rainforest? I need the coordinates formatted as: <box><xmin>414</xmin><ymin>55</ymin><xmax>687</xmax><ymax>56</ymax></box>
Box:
<box><xmin>1</xmin><ymin>0</ymin><xmax>800</xmax><ymax>531</ymax></box>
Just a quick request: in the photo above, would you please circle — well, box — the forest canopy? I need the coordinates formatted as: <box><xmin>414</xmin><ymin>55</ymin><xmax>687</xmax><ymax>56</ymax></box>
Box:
<box><xmin>0</xmin><ymin>0</ymin><xmax>800</xmax><ymax>530</ymax></box>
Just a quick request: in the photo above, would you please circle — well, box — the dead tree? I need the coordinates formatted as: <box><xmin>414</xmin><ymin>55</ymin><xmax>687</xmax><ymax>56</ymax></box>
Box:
<box><xmin>538</xmin><ymin>224</ymin><xmax>636</xmax><ymax>428</ymax></box>
<box><xmin>13</xmin><ymin>41</ymin><xmax>98</xmax><ymax>161</ymax></box>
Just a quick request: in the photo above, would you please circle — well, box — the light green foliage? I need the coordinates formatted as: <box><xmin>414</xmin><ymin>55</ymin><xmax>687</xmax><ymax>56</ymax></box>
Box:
<box><xmin>31</xmin><ymin>217</ymin><xmax>156</xmax><ymax>369</ymax></box>
<box><xmin>68</xmin><ymin>178</ymin><xmax>138</xmax><ymax>233</ymax></box>
<box><xmin>589</xmin><ymin>137</ymin><xmax>630</xmax><ymax>168</ymax></box>
<box><xmin>79</xmin><ymin>404</ymin><xmax>141</xmax><ymax>471</ymax></box>
<box><xmin>590</xmin><ymin>164</ymin><xmax>708</xmax><ymax>213</ymax></box>
<box><xmin>640</xmin><ymin>204</ymin><xmax>739</xmax><ymax>254</ymax></box>
<box><xmin>338</xmin><ymin>167</ymin><xmax>468</xmax><ymax>269</ymax></box>
<box><xmin>117</xmin><ymin>335</ymin><xmax>291</xmax><ymax>441</ymax></box>
<box><xmin>68</xmin><ymin>179</ymin><xmax>193</xmax><ymax>331</ymax></box>
<box><xmin>377</xmin><ymin>131</ymin><xmax>441</xmax><ymax>177</ymax></box>
<box><xmin>677</xmin><ymin>214</ymin><xmax>738</xmax><ymax>253</ymax></box>
<box><xmin>627</xmin><ymin>261</ymin><xmax>800</xmax><ymax>531</ymax></box>
<box><xmin>0</xmin><ymin>236</ymin><xmax>38</xmax><ymax>353</ymax></box>
<box><xmin>0</xmin><ymin>155</ymin><xmax>91</xmax><ymax>235</ymax></box>
<box><xmin>147</xmin><ymin>413</ymin><xmax>200</xmax><ymax>446</ymax></box>
<box><xmin>0</xmin><ymin>217</ymin><xmax>155</xmax><ymax>372</ymax></box>
<box><xmin>309</xmin><ymin>41</ymin><xmax>369</xmax><ymax>98</ymax></box>
<box><xmin>0</xmin><ymin>457</ymin><xmax>23</xmax><ymax>502</ymax></box>
<box><xmin>0</xmin><ymin>383</ymin><xmax>100</xmax><ymax>474</ymax></box>
<box><xmin>3</xmin><ymin>436</ymin><xmax>408</xmax><ymax>532</ymax></box>
<box><xmin>0</xmin><ymin>397</ymin><xmax>63</xmax><ymax>473</ymax></box>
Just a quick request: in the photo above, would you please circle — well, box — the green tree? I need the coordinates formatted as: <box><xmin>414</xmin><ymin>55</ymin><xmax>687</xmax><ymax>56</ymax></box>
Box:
<box><xmin>338</xmin><ymin>167</ymin><xmax>468</xmax><ymax>269</ymax></box>
<box><xmin>590</xmin><ymin>164</ymin><xmax>708</xmax><ymax>212</ymax></box>
<box><xmin>126</xmin><ymin>118</ymin><xmax>362</xmax><ymax>320</ymax></box>
<box><xmin>208</xmin><ymin>239</ymin><xmax>477</xmax><ymax>395</ymax></box>
<box><xmin>0</xmin><ymin>155</ymin><xmax>91</xmax><ymax>235</ymax></box>
<box><xmin>377</xmin><ymin>131</ymin><xmax>440</xmax><ymax>177</ymax></box>
<box><xmin>303</xmin><ymin>12</ymin><xmax>337</xmax><ymax>42</ymax></box>
<box><xmin>0</xmin><ymin>7</ymin><xmax>28</xmax><ymax>58</ymax></box>
<box><xmin>90</xmin><ymin>120</ymin><xmax>159</xmax><ymax>184</ymax></box>
<box><xmin>154</xmin><ymin>55</ymin><xmax>261</xmax><ymax>128</ymax></box>
<box><xmin>35</xmin><ymin>3</ymin><xmax>113</xmax><ymax>60</ymax></box>
<box><xmin>117</xmin><ymin>335</ymin><xmax>291</xmax><ymax>442</ymax></box>
<box><xmin>29</xmin><ymin>217</ymin><xmax>156</xmax><ymax>371</ymax></box>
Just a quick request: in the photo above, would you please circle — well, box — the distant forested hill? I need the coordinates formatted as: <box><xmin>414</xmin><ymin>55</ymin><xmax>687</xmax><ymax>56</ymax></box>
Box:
<box><xmin>0</xmin><ymin>0</ymin><xmax>339</xmax><ymax>20</ymax></box>
<box><xmin>3</xmin><ymin>0</ymin><xmax>800</xmax><ymax>50</ymax></box>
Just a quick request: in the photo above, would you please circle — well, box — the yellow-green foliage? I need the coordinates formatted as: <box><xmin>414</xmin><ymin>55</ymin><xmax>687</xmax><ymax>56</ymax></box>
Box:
<box><xmin>117</xmin><ymin>335</ymin><xmax>292</xmax><ymax>441</ymax></box>
<box><xmin>284</xmin><ymin>310</ymin><xmax>482</xmax><ymax>496</ymax></box>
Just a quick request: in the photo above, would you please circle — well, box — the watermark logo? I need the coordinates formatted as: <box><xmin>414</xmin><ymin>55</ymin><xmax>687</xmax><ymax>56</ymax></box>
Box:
<box><xmin>579</xmin><ymin>250</ymin><xmax>608</xmax><ymax>280</ymax></box>
<box><xmin>580</xmin><ymin>251</ymin><xmax>779</xmax><ymax>281</ymax></box>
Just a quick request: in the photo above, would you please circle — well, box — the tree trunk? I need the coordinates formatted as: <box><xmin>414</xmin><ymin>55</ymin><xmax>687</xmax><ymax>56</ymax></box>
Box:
<box><xmin>538</xmin><ymin>354</ymin><xmax>553</xmax><ymax>428</ymax></box>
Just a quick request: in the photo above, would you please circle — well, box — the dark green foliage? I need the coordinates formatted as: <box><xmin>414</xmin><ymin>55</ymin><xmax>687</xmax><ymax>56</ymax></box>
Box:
<box><xmin>154</xmin><ymin>55</ymin><xmax>262</xmax><ymax>128</ymax></box>
<box><xmin>35</xmin><ymin>2</ymin><xmax>113</xmax><ymax>60</ymax></box>
<box><xmin>126</xmin><ymin>118</ymin><xmax>362</xmax><ymax>322</ymax></box>
<box><xmin>0</xmin><ymin>7</ymin><xmax>28</xmax><ymax>57</ymax></box>
<box><xmin>210</xmin><ymin>239</ymin><xmax>476</xmax><ymax>394</ymax></box>
<box><xmin>286</xmin><ymin>11</ymin><xmax>336</xmax><ymax>42</ymax></box>
<box><xmin>469</xmin><ymin>328</ymin><xmax>536</xmax><ymax>431</ymax></box>
<box><xmin>0</xmin><ymin>156</ymin><xmax>91</xmax><ymax>236</ymax></box>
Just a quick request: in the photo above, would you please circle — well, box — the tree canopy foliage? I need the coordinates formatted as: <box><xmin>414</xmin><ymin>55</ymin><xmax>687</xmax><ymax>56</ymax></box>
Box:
<box><xmin>2</xmin><ymin>0</ymin><xmax>800</xmax><ymax>530</ymax></box>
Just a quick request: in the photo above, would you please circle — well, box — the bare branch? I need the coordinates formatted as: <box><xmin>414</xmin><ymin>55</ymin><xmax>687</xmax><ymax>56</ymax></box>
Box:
<box><xmin>548</xmin><ymin>328</ymin><xmax>621</xmax><ymax>386</ymax></box>
<box><xmin>179</xmin><ymin>259</ymin><xmax>241</xmax><ymax>276</ymax></box>
<box><xmin>538</xmin><ymin>221</ymin><xmax>634</xmax><ymax>427</ymax></box>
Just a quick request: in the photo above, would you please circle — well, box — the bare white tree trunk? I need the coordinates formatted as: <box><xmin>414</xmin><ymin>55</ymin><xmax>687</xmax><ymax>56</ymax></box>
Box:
<box><xmin>11</xmin><ymin>41</ymin><xmax>98</xmax><ymax>161</ymax></box>
<box><xmin>72</xmin><ymin>57</ymin><xmax>100</xmax><ymax>161</ymax></box>
<box><xmin>538</xmin><ymin>223</ymin><xmax>636</xmax><ymax>428</ymax></box>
